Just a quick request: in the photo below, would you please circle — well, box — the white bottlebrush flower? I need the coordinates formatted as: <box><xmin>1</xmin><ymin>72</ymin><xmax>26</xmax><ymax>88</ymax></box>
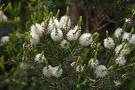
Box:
<box><xmin>129</xmin><ymin>34</ymin><xmax>135</xmax><ymax>44</ymax></box>
<box><xmin>79</xmin><ymin>33</ymin><xmax>93</xmax><ymax>46</ymax></box>
<box><xmin>59</xmin><ymin>15</ymin><xmax>71</xmax><ymax>30</ymax></box>
<box><xmin>48</xmin><ymin>17</ymin><xmax>60</xmax><ymax>33</ymax></box>
<box><xmin>76</xmin><ymin>65</ymin><xmax>84</xmax><ymax>72</ymax></box>
<box><xmin>114</xmin><ymin>28</ymin><xmax>123</xmax><ymax>38</ymax></box>
<box><xmin>94</xmin><ymin>65</ymin><xmax>108</xmax><ymax>78</ymax></box>
<box><xmin>43</xmin><ymin>65</ymin><xmax>53</xmax><ymax>77</ymax></box>
<box><xmin>89</xmin><ymin>58</ymin><xmax>99</xmax><ymax>69</ymax></box>
<box><xmin>30</xmin><ymin>23</ymin><xmax>44</xmax><ymax>37</ymax></box>
<box><xmin>103</xmin><ymin>37</ymin><xmax>115</xmax><ymax>49</ymax></box>
<box><xmin>34</xmin><ymin>53</ymin><xmax>45</xmax><ymax>63</ymax></box>
<box><xmin>1</xmin><ymin>36</ymin><xmax>9</xmax><ymax>44</ymax></box>
<box><xmin>115</xmin><ymin>56</ymin><xmax>126</xmax><ymax>66</ymax></box>
<box><xmin>30</xmin><ymin>23</ymin><xmax>44</xmax><ymax>45</ymax></box>
<box><xmin>50</xmin><ymin>29</ymin><xmax>63</xmax><ymax>42</ymax></box>
<box><xmin>122</xmin><ymin>32</ymin><xmax>130</xmax><ymax>41</ymax></box>
<box><xmin>115</xmin><ymin>44</ymin><xmax>129</xmax><ymax>56</ymax></box>
<box><xmin>67</xmin><ymin>25</ymin><xmax>81</xmax><ymax>41</ymax></box>
<box><xmin>0</xmin><ymin>11</ymin><xmax>7</xmax><ymax>21</ymax></box>
<box><xmin>50</xmin><ymin>66</ymin><xmax>63</xmax><ymax>78</ymax></box>
<box><xmin>30</xmin><ymin>33</ymin><xmax>40</xmax><ymax>46</ymax></box>
<box><xmin>60</xmin><ymin>39</ymin><xmax>69</xmax><ymax>48</ymax></box>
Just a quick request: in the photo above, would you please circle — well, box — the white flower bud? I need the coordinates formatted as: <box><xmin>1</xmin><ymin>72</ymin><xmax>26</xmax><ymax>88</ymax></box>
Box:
<box><xmin>50</xmin><ymin>29</ymin><xmax>63</xmax><ymax>42</ymax></box>
<box><xmin>115</xmin><ymin>56</ymin><xmax>126</xmax><ymax>66</ymax></box>
<box><xmin>114</xmin><ymin>28</ymin><xmax>123</xmax><ymax>38</ymax></box>
<box><xmin>94</xmin><ymin>65</ymin><xmax>108</xmax><ymax>78</ymax></box>
<box><xmin>60</xmin><ymin>39</ymin><xmax>69</xmax><ymax>48</ymax></box>
<box><xmin>34</xmin><ymin>53</ymin><xmax>45</xmax><ymax>63</ymax></box>
<box><xmin>67</xmin><ymin>25</ymin><xmax>81</xmax><ymax>41</ymax></box>
<box><xmin>79</xmin><ymin>33</ymin><xmax>93</xmax><ymax>46</ymax></box>
<box><xmin>1</xmin><ymin>36</ymin><xmax>9</xmax><ymax>44</ymax></box>
<box><xmin>129</xmin><ymin>34</ymin><xmax>135</xmax><ymax>44</ymax></box>
<box><xmin>59</xmin><ymin>15</ymin><xmax>71</xmax><ymax>30</ymax></box>
<box><xmin>103</xmin><ymin>37</ymin><xmax>115</xmax><ymax>49</ymax></box>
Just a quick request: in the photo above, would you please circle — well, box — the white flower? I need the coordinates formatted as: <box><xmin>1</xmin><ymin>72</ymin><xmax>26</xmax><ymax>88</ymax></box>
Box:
<box><xmin>115</xmin><ymin>56</ymin><xmax>126</xmax><ymax>66</ymax></box>
<box><xmin>30</xmin><ymin>23</ymin><xmax>44</xmax><ymax>37</ymax></box>
<box><xmin>122</xmin><ymin>32</ymin><xmax>130</xmax><ymax>41</ymax></box>
<box><xmin>94</xmin><ymin>65</ymin><xmax>108</xmax><ymax>78</ymax></box>
<box><xmin>67</xmin><ymin>25</ymin><xmax>81</xmax><ymax>41</ymax></box>
<box><xmin>30</xmin><ymin>33</ymin><xmax>40</xmax><ymax>46</ymax></box>
<box><xmin>1</xmin><ymin>36</ymin><xmax>9</xmax><ymax>44</ymax></box>
<box><xmin>50</xmin><ymin>66</ymin><xmax>63</xmax><ymax>78</ymax></box>
<box><xmin>129</xmin><ymin>34</ymin><xmax>135</xmax><ymax>44</ymax></box>
<box><xmin>34</xmin><ymin>53</ymin><xmax>45</xmax><ymax>63</ymax></box>
<box><xmin>43</xmin><ymin>65</ymin><xmax>53</xmax><ymax>77</ymax></box>
<box><xmin>89</xmin><ymin>58</ymin><xmax>99</xmax><ymax>69</ymax></box>
<box><xmin>76</xmin><ymin>65</ymin><xmax>84</xmax><ymax>72</ymax></box>
<box><xmin>79</xmin><ymin>33</ymin><xmax>93</xmax><ymax>46</ymax></box>
<box><xmin>59</xmin><ymin>15</ymin><xmax>71</xmax><ymax>30</ymax></box>
<box><xmin>125</xmin><ymin>18</ymin><xmax>131</xmax><ymax>23</ymax></box>
<box><xmin>115</xmin><ymin>44</ymin><xmax>129</xmax><ymax>56</ymax></box>
<box><xmin>70</xmin><ymin>62</ymin><xmax>76</xmax><ymax>67</ymax></box>
<box><xmin>48</xmin><ymin>17</ymin><xmax>60</xmax><ymax>33</ymax></box>
<box><xmin>30</xmin><ymin>23</ymin><xmax>44</xmax><ymax>45</ymax></box>
<box><xmin>43</xmin><ymin>65</ymin><xmax>63</xmax><ymax>78</ymax></box>
<box><xmin>114</xmin><ymin>28</ymin><xmax>123</xmax><ymax>38</ymax></box>
<box><xmin>60</xmin><ymin>39</ymin><xmax>69</xmax><ymax>48</ymax></box>
<box><xmin>114</xmin><ymin>80</ymin><xmax>121</xmax><ymax>86</ymax></box>
<box><xmin>50</xmin><ymin>29</ymin><xmax>63</xmax><ymax>42</ymax></box>
<box><xmin>103</xmin><ymin>37</ymin><xmax>115</xmax><ymax>49</ymax></box>
<box><xmin>0</xmin><ymin>11</ymin><xmax>7</xmax><ymax>22</ymax></box>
